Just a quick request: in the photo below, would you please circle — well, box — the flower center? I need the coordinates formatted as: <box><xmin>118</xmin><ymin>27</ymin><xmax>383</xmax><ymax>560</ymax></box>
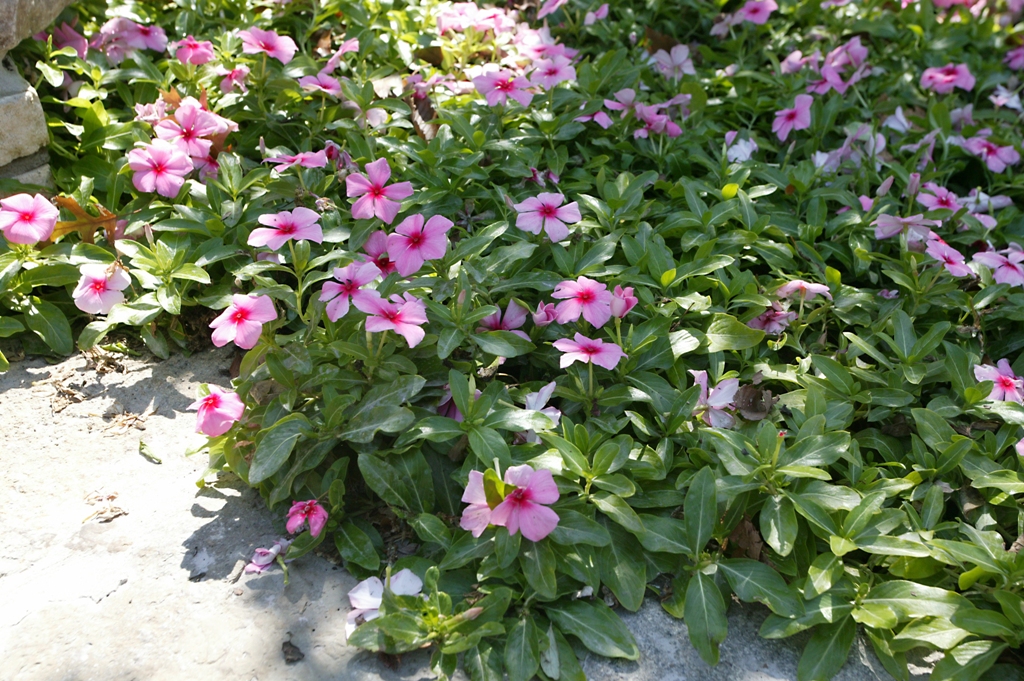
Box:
<box><xmin>19</xmin><ymin>211</ymin><xmax>34</xmax><ymax>223</ymax></box>
<box><xmin>408</xmin><ymin>233</ymin><xmax>423</xmax><ymax>247</ymax></box>
<box><xmin>509</xmin><ymin>488</ymin><xmax>527</xmax><ymax>502</ymax></box>
<box><xmin>277</xmin><ymin>221</ymin><xmax>296</xmax><ymax>235</ymax></box>
<box><xmin>232</xmin><ymin>310</ymin><xmax>248</xmax><ymax>323</ymax></box>
<box><xmin>369</xmin><ymin>186</ymin><xmax>384</xmax><ymax>199</ymax></box>
<box><xmin>153</xmin><ymin>161</ymin><xmax>167</xmax><ymax>175</ymax></box>
<box><xmin>998</xmin><ymin>376</ymin><xmax>1017</xmax><ymax>389</ymax></box>
<box><xmin>90</xmin><ymin>280</ymin><xmax>106</xmax><ymax>293</ymax></box>
<box><xmin>539</xmin><ymin>205</ymin><xmax>557</xmax><ymax>218</ymax></box>
<box><xmin>496</xmin><ymin>79</ymin><xmax>514</xmax><ymax>92</ymax></box>
<box><xmin>577</xmin><ymin>290</ymin><xmax>594</xmax><ymax>303</ymax></box>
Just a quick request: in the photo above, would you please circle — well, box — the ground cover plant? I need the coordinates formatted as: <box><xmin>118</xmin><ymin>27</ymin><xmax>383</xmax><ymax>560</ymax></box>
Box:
<box><xmin>6</xmin><ymin>0</ymin><xmax>1024</xmax><ymax>678</ymax></box>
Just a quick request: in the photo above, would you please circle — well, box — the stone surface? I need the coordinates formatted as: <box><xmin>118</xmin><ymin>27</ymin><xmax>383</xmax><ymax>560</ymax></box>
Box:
<box><xmin>0</xmin><ymin>349</ymin><xmax>929</xmax><ymax>681</ymax></box>
<box><xmin>0</xmin><ymin>0</ymin><xmax>75</xmax><ymax>59</ymax></box>
<box><xmin>0</xmin><ymin>64</ymin><xmax>49</xmax><ymax>169</ymax></box>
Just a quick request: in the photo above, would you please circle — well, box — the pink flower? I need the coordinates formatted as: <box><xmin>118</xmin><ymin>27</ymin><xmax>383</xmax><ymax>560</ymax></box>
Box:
<box><xmin>354</xmin><ymin>291</ymin><xmax>429</xmax><ymax>348</ymax></box>
<box><xmin>489</xmin><ymin>465</ymin><xmax>560</xmax><ymax>542</ymax></box>
<box><xmin>346</xmin><ymin>158</ymin><xmax>414</xmax><ymax>224</ymax></box>
<box><xmin>154</xmin><ymin>101</ymin><xmax>223</xmax><ymax>158</ymax></box>
<box><xmin>133</xmin><ymin>24</ymin><xmax>168</xmax><ymax>51</ymax></box>
<box><xmin>533</xmin><ymin>302</ymin><xmax>557</xmax><ymax>327</ymax></box>
<box><xmin>239</xmin><ymin>27</ymin><xmax>297</xmax><ymax>64</ymax></box>
<box><xmin>286</xmin><ymin>500</ymin><xmax>329</xmax><ymax>537</ymax></box>
<box><xmin>298</xmin><ymin>71</ymin><xmax>343</xmax><ymax>97</ymax></box>
<box><xmin>652</xmin><ymin>45</ymin><xmax>695</xmax><ymax>81</ymax></box>
<box><xmin>633</xmin><ymin>104</ymin><xmax>681</xmax><ymax>139</ymax></box>
<box><xmin>1016</xmin><ymin>438</ymin><xmax>1024</xmax><ymax>458</ymax></box>
<box><xmin>739</xmin><ymin>0</ymin><xmax>778</xmax><ymax>24</ymax></box>
<box><xmin>0</xmin><ymin>193</ymin><xmax>58</xmax><ymax>245</ymax></box>
<box><xmin>46</xmin><ymin>22</ymin><xmax>89</xmax><ymax>58</ymax></box>
<box><xmin>477</xmin><ymin>300</ymin><xmax>530</xmax><ymax>341</ymax></box>
<box><xmin>748</xmin><ymin>302</ymin><xmax>797</xmax><ymax>335</ymax></box>
<box><xmin>522</xmin><ymin>381</ymin><xmax>561</xmax><ymax>443</ymax></box>
<box><xmin>387</xmin><ymin>214</ymin><xmax>453</xmax><ymax>277</ymax></box>
<box><xmin>726</xmin><ymin>133</ymin><xmax>759</xmax><ymax>162</ymax></box>
<box><xmin>775</xmin><ymin>279</ymin><xmax>832</xmax><ymax>301</ymax></box>
<box><xmin>538</xmin><ymin>0</ymin><xmax>569</xmax><ymax>18</ymax></box>
<box><xmin>575</xmin><ymin>106</ymin><xmax>613</xmax><ymax>128</ymax></box>
<box><xmin>248</xmin><ymin>207</ymin><xmax>323</xmax><ymax>250</ymax></box>
<box><xmin>265</xmin><ymin>150</ymin><xmax>329</xmax><ymax>174</ymax></box>
<box><xmin>209</xmin><ymin>294</ymin><xmax>278</xmax><ymax>349</ymax></box>
<box><xmin>920</xmin><ymin>63</ymin><xmax>975</xmax><ymax>94</ymax></box>
<box><xmin>320</xmin><ymin>261</ymin><xmax>381</xmax><ymax>322</ymax></box>
<box><xmin>873</xmin><ymin>214</ymin><xmax>941</xmax><ymax>241</ymax></box>
<box><xmin>772</xmin><ymin>94</ymin><xmax>813</xmax><ymax>142</ymax></box>
<box><xmin>362</xmin><ymin>231</ymin><xmax>397</xmax><ymax>276</ymax></box>
<box><xmin>127</xmin><ymin>139</ymin><xmax>193</xmax><ymax>198</ymax></box>
<box><xmin>513</xmin><ymin>193</ymin><xmax>581</xmax><ymax>243</ymax></box>
<box><xmin>878</xmin><ymin>289</ymin><xmax>900</xmax><ymax>300</ymax></box>
<box><xmin>460</xmin><ymin>471</ymin><xmax>493</xmax><ymax>537</ymax></box>
<box><xmin>72</xmin><ymin>263</ymin><xmax>131</xmax><ymax>314</ymax></box>
<box><xmin>193</xmin><ymin>155</ymin><xmax>219</xmax><ymax>182</ymax></box>
<box><xmin>244</xmin><ymin>538</ymin><xmax>291</xmax><ymax>574</ymax></box>
<box><xmin>585</xmin><ymin>4</ymin><xmax>610</xmax><ymax>24</ymax></box>
<box><xmin>973</xmin><ymin>250</ymin><xmax>1024</xmax><ymax>286</ymax></box>
<box><xmin>472</xmin><ymin>69</ymin><xmax>534</xmax><ymax>107</ymax></box>
<box><xmin>610</xmin><ymin>286</ymin><xmax>637</xmax><ymax>318</ymax></box>
<box><xmin>133</xmin><ymin>99</ymin><xmax>167</xmax><ymax>124</ymax></box>
<box><xmin>962</xmin><ymin>136</ymin><xmax>1021</xmax><ymax>173</ymax></box>
<box><xmin>553</xmin><ymin>333</ymin><xmax>626</xmax><ymax>370</ymax></box>
<box><xmin>173</xmin><ymin>35</ymin><xmax>214</xmax><ymax>64</ymax></box>
<box><xmin>690</xmin><ymin>370</ymin><xmax>739</xmax><ymax>428</ymax></box>
<box><xmin>917</xmin><ymin>182</ymin><xmax>962</xmax><ymax>212</ymax></box>
<box><xmin>1006</xmin><ymin>47</ymin><xmax>1024</xmax><ymax>70</ymax></box>
<box><xmin>974</xmin><ymin>359</ymin><xmax>1024</xmax><ymax>403</ymax></box>
<box><xmin>216</xmin><ymin>65</ymin><xmax>250</xmax><ymax>93</ymax></box>
<box><xmin>553</xmin><ymin>276</ymin><xmax>613</xmax><ymax>328</ymax></box>
<box><xmin>344</xmin><ymin>570</ymin><xmax>422</xmax><ymax>639</ymax></box>
<box><xmin>604</xmin><ymin>88</ymin><xmax>637</xmax><ymax>119</ymax></box>
<box><xmin>323</xmin><ymin>38</ymin><xmax>360</xmax><ymax>72</ymax></box>
<box><xmin>530</xmin><ymin>55</ymin><xmax>576</xmax><ymax>89</ymax></box>
<box><xmin>189</xmin><ymin>385</ymin><xmax>245</xmax><ymax>437</ymax></box>
<box><xmin>925</xmin><ymin>239</ymin><xmax>973</xmax><ymax>278</ymax></box>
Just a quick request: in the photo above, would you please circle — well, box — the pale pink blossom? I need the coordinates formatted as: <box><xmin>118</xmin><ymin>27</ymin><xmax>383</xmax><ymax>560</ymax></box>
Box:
<box><xmin>173</xmin><ymin>35</ymin><xmax>214</xmax><ymax>64</ymax></box>
<box><xmin>387</xmin><ymin>214</ymin><xmax>453</xmax><ymax>277</ymax></box>
<box><xmin>248</xmin><ymin>207</ymin><xmax>323</xmax><ymax>251</ymax></box>
<box><xmin>988</xmin><ymin>85</ymin><xmax>1022</xmax><ymax>111</ymax></box>
<box><xmin>553</xmin><ymin>277</ymin><xmax>612</xmax><ymax>328</ymax></box>
<box><xmin>154</xmin><ymin>101</ymin><xmax>223</xmax><ymax>158</ymax></box>
<box><xmin>72</xmin><ymin>263</ymin><xmax>131</xmax><ymax>314</ymax></box>
<box><xmin>0</xmin><ymin>193</ymin><xmax>58</xmax><ymax>245</ymax></box>
<box><xmin>533</xmin><ymin>302</ymin><xmax>557</xmax><ymax>327</ymax></box>
<box><xmin>973</xmin><ymin>250</ymin><xmax>1024</xmax><ymax>286</ymax></box>
<box><xmin>725</xmin><ymin>133</ymin><xmax>758</xmax><ymax>162</ymax></box>
<box><xmin>530</xmin><ymin>55</ymin><xmax>576</xmax><ymax>89</ymax></box>
<box><xmin>320</xmin><ymin>261</ymin><xmax>381</xmax><ymax>322</ymax></box>
<box><xmin>920</xmin><ymin>63</ymin><xmax>975</xmax><ymax>94</ymax></box>
<box><xmin>354</xmin><ymin>291</ymin><xmax>429</xmax><ymax>347</ymax></box>
<box><xmin>345</xmin><ymin>570</ymin><xmax>422</xmax><ymax>639</ymax></box>
<box><xmin>514</xmin><ymin>193</ymin><xmax>581</xmax><ymax>243</ymax></box>
<box><xmin>610</xmin><ymin>286</ymin><xmax>637</xmax><ymax>318</ymax></box>
<box><xmin>245</xmin><ymin>538</ymin><xmax>291</xmax><ymax>574</ymax></box>
<box><xmin>950</xmin><ymin>105</ymin><xmax>975</xmax><ymax>130</ymax></box>
<box><xmin>265</xmin><ymin>150</ymin><xmax>329</xmax><ymax>174</ymax></box>
<box><xmin>127</xmin><ymin>139</ymin><xmax>194</xmax><ymax>198</ymax></box>
<box><xmin>963</xmin><ymin>189</ymin><xmax>1013</xmax><ymax>214</ymax></box>
<box><xmin>873</xmin><ymin>214</ymin><xmax>941</xmax><ymax>241</ymax></box>
<box><xmin>878</xmin><ymin>289</ymin><xmax>900</xmax><ymax>299</ymax></box>
<box><xmin>133</xmin><ymin>100</ymin><xmax>167</xmax><ymax>124</ymax></box>
<box><xmin>133</xmin><ymin>24</ymin><xmax>168</xmax><ymax>51</ymax></box>
<box><xmin>690</xmin><ymin>370</ymin><xmax>739</xmax><ymax>428</ymax></box>
<box><xmin>323</xmin><ymin>38</ymin><xmax>360</xmax><ymax>72</ymax></box>
<box><xmin>346</xmin><ymin>158</ymin><xmax>414</xmax><ymax>224</ymax></box>
<box><xmin>604</xmin><ymin>88</ymin><xmax>637</xmax><ymax>119</ymax></box>
<box><xmin>775</xmin><ymin>279</ymin><xmax>832</xmax><ymax>301</ymax></box>
<box><xmin>575</xmin><ymin>105</ymin><xmax>613</xmax><ymax>128</ymax></box>
<box><xmin>472</xmin><ymin>69</ymin><xmax>534</xmax><ymax>107</ymax></box>
<box><xmin>477</xmin><ymin>300</ymin><xmax>530</xmax><ymax>340</ymax></box>
<box><xmin>41</xmin><ymin>22</ymin><xmax>88</xmax><ymax>58</ymax></box>
<box><xmin>210</xmin><ymin>294</ymin><xmax>278</xmax><ymax>349</ymax></box>
<box><xmin>460</xmin><ymin>471</ymin><xmax>493</xmax><ymax>537</ymax></box>
<box><xmin>772</xmin><ymin>95</ymin><xmax>813</xmax><ymax>142</ymax></box>
<box><xmin>298</xmin><ymin>71</ymin><xmax>343</xmax><ymax>97</ymax></box>
<box><xmin>1016</xmin><ymin>438</ymin><xmax>1024</xmax><ymax>458</ymax></box>
<box><xmin>917</xmin><ymin>182</ymin><xmax>962</xmax><ymax>212</ymax></box>
<box><xmin>538</xmin><ymin>0</ymin><xmax>569</xmax><ymax>18</ymax></box>
<box><xmin>239</xmin><ymin>27</ymin><xmax>297</xmax><ymax>64</ymax></box>
<box><xmin>522</xmin><ymin>381</ymin><xmax>561</xmax><ymax>443</ymax></box>
<box><xmin>883</xmin><ymin>106</ymin><xmax>912</xmax><ymax>134</ymax></box>
<box><xmin>634</xmin><ymin>104</ymin><xmax>681</xmax><ymax>139</ymax></box>
<box><xmin>286</xmin><ymin>500</ymin><xmax>328</xmax><ymax>537</ymax></box>
<box><xmin>362</xmin><ymin>231</ymin><xmax>396</xmax><ymax>276</ymax></box>
<box><xmin>925</xmin><ymin>239</ymin><xmax>973</xmax><ymax>278</ymax></box>
<box><xmin>189</xmin><ymin>385</ymin><xmax>245</xmax><ymax>437</ymax></box>
<box><xmin>748</xmin><ymin>302</ymin><xmax>797</xmax><ymax>335</ymax></box>
<box><xmin>489</xmin><ymin>465</ymin><xmax>560</xmax><ymax>542</ymax></box>
<box><xmin>585</xmin><ymin>4</ymin><xmax>610</xmax><ymax>24</ymax></box>
<box><xmin>193</xmin><ymin>155</ymin><xmax>219</xmax><ymax>182</ymax></box>
<box><xmin>739</xmin><ymin>0</ymin><xmax>778</xmax><ymax>24</ymax></box>
<box><xmin>216</xmin><ymin>65</ymin><xmax>250</xmax><ymax>93</ymax></box>
<box><xmin>553</xmin><ymin>333</ymin><xmax>626</xmax><ymax>370</ymax></box>
<box><xmin>974</xmin><ymin>359</ymin><xmax>1024</xmax><ymax>403</ymax></box>
<box><xmin>651</xmin><ymin>45</ymin><xmax>695</xmax><ymax>81</ymax></box>
<box><xmin>962</xmin><ymin>136</ymin><xmax>1021</xmax><ymax>173</ymax></box>
<box><xmin>1006</xmin><ymin>47</ymin><xmax>1024</xmax><ymax>70</ymax></box>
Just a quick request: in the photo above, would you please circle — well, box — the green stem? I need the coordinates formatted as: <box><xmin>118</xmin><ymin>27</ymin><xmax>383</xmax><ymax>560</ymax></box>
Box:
<box><xmin>288</xmin><ymin>240</ymin><xmax>305</xmax><ymax>322</ymax></box>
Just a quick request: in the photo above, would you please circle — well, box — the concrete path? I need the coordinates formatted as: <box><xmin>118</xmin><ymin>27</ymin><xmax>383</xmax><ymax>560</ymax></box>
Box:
<box><xmin>0</xmin><ymin>348</ymin><xmax>927</xmax><ymax>680</ymax></box>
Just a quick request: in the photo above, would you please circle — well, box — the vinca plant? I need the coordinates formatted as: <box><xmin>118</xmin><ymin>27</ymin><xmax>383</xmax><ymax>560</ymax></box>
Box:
<box><xmin>5</xmin><ymin>0</ymin><xmax>1024</xmax><ymax>679</ymax></box>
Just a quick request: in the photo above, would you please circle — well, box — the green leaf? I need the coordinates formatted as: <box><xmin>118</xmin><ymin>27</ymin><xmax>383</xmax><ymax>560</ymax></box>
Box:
<box><xmin>760</xmin><ymin>494</ymin><xmax>798</xmax><ymax>557</ymax></box>
<box><xmin>931</xmin><ymin>641</ymin><xmax>1007</xmax><ymax>681</ymax></box>
<box><xmin>705</xmin><ymin>313</ymin><xmax>765</xmax><ymax>353</ymax></box>
<box><xmin>504</xmin><ymin>618</ymin><xmax>540</xmax><ymax>681</ymax></box>
<box><xmin>285</xmin><ymin>529</ymin><xmax>326</xmax><ymax>560</ymax></box>
<box><xmin>0</xmin><ymin>316</ymin><xmax>25</xmax><ymax>338</ymax></box>
<box><xmin>591</xmin><ymin>492</ymin><xmax>644</xmax><ymax>534</ymax></box>
<box><xmin>669</xmin><ymin>329</ymin><xmax>701</xmax><ymax>358</ymax></box>
<box><xmin>796</xmin><ymin>616</ymin><xmax>856</xmax><ymax>681</ymax></box>
<box><xmin>912</xmin><ymin>408</ymin><xmax>958</xmax><ymax>451</ymax></box>
<box><xmin>684</xmin><ymin>572</ymin><xmax>729</xmax><ymax>666</ymax></box>
<box><xmin>545</xmin><ymin>600</ymin><xmax>640</xmax><ymax>660</ymax></box>
<box><xmin>950</xmin><ymin>608</ymin><xmax>1016</xmax><ymax>638</ymax></box>
<box><xmin>862</xmin><ymin>581</ymin><xmax>969</xmax><ymax>622</ymax></box>
<box><xmin>249</xmin><ymin>413</ymin><xmax>308</xmax><ymax>484</ymax></box>
<box><xmin>410</xmin><ymin>514</ymin><xmax>452</xmax><ymax>549</ymax></box>
<box><xmin>357</xmin><ymin>452</ymin><xmax>414</xmax><ymax>509</ymax></box>
<box><xmin>540</xmin><ymin>433</ymin><xmax>590</xmax><ymax>477</ymax></box>
<box><xmin>465</xmin><ymin>642</ymin><xmax>504</xmax><ymax>681</ymax></box>
<box><xmin>338</xmin><ymin>405</ymin><xmax>415</xmax><ymax>443</ymax></box>
<box><xmin>548</xmin><ymin>509</ymin><xmax>611</xmax><ymax>547</ymax></box>
<box><xmin>24</xmin><ymin>299</ymin><xmax>73</xmax><ymax>355</ymax></box>
<box><xmin>439</xmin><ymin>530</ymin><xmax>493</xmax><ymax>570</ymax></box>
<box><xmin>972</xmin><ymin>470</ymin><xmax>1024</xmax><ymax>494</ymax></box>
<box><xmin>638</xmin><ymin>514</ymin><xmax>690</xmax><ymax>555</ymax></box>
<box><xmin>335</xmin><ymin>521</ymin><xmax>380</xmax><ymax>570</ymax></box>
<box><xmin>891</xmin><ymin>617</ymin><xmax>969</xmax><ymax>653</ymax></box>
<box><xmin>778</xmin><ymin>433</ymin><xmax>850</xmax><ymax>468</ymax></box>
<box><xmin>520</xmin><ymin>540</ymin><xmax>557</xmax><ymax>600</ymax></box>
<box><xmin>683</xmin><ymin>467</ymin><xmax>717</xmax><ymax>557</ymax></box>
<box><xmin>468</xmin><ymin>426</ymin><xmax>511</xmax><ymax>469</ymax></box>
<box><xmin>472</xmin><ymin>331</ymin><xmax>536</xmax><ymax>357</ymax></box>
<box><xmin>599</xmin><ymin>524</ymin><xmax>646</xmax><ymax>611</ymax></box>
<box><xmin>719</xmin><ymin>559</ymin><xmax>802</xmax><ymax>617</ymax></box>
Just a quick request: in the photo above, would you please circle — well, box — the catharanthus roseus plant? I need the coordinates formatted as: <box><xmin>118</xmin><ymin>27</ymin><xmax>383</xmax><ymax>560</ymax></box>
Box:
<box><xmin>5</xmin><ymin>0</ymin><xmax>1024</xmax><ymax>678</ymax></box>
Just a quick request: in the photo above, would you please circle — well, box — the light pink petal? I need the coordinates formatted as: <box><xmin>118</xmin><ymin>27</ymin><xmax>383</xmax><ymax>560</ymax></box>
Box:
<box><xmin>364</xmin><ymin>158</ymin><xmax>392</xmax><ymax>187</ymax></box>
<box><xmin>350</xmin><ymin>195</ymin><xmax>377</xmax><ymax>221</ymax></box>
<box><xmin>525</xmin><ymin>468</ymin><xmax>559</xmax><ymax>504</ymax></box>
<box><xmin>504</xmin><ymin>464</ymin><xmax>536</xmax><ymax>488</ymax></box>
<box><xmin>460</xmin><ymin>504</ymin><xmax>492</xmax><ymax>537</ymax></box>
<box><xmin>517</xmin><ymin>503</ymin><xmax>560</xmax><ymax>542</ymax></box>
<box><xmin>348</xmin><ymin>577</ymin><xmax>384</xmax><ymax>610</ymax></box>
<box><xmin>388</xmin><ymin>568</ymin><xmax>423</xmax><ymax>596</ymax></box>
<box><xmin>346</xmin><ymin>172</ymin><xmax>372</xmax><ymax>197</ymax></box>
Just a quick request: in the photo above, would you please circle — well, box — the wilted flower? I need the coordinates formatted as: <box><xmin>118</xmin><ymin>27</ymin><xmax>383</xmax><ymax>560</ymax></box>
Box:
<box><xmin>748</xmin><ymin>302</ymin><xmax>797</xmax><ymax>335</ymax></box>
<box><xmin>345</xmin><ymin>569</ymin><xmax>423</xmax><ymax>639</ymax></box>
<box><xmin>286</xmin><ymin>499</ymin><xmax>328</xmax><ymax>537</ymax></box>
<box><xmin>244</xmin><ymin>538</ymin><xmax>291</xmax><ymax>574</ymax></box>
<box><xmin>775</xmin><ymin>279</ymin><xmax>832</xmax><ymax>301</ymax></box>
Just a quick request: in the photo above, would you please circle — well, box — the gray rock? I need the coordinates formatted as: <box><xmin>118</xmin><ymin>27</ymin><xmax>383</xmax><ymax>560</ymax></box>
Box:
<box><xmin>0</xmin><ymin>64</ymin><xmax>48</xmax><ymax>170</ymax></box>
<box><xmin>0</xmin><ymin>0</ymin><xmax>75</xmax><ymax>59</ymax></box>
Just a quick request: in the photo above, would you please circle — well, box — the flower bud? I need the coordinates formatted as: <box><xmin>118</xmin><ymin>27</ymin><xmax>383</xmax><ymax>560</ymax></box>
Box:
<box><xmin>906</xmin><ymin>172</ymin><xmax>920</xmax><ymax>198</ymax></box>
<box><xmin>609</xmin><ymin>285</ymin><xmax>637</xmax><ymax>318</ymax></box>
<box><xmin>876</xmin><ymin>175</ymin><xmax>894</xmax><ymax>196</ymax></box>
<box><xmin>532</xmin><ymin>302</ymin><xmax>557</xmax><ymax>326</ymax></box>
<box><xmin>462</xmin><ymin>607</ymin><xmax>484</xmax><ymax>621</ymax></box>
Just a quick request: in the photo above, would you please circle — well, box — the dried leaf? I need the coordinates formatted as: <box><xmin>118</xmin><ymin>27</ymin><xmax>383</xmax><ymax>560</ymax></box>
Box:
<box><xmin>735</xmin><ymin>384</ymin><xmax>776</xmax><ymax>421</ymax></box>
<box><xmin>644</xmin><ymin>27</ymin><xmax>678</xmax><ymax>55</ymax></box>
<box><xmin>727</xmin><ymin>516</ymin><xmax>764</xmax><ymax>561</ymax></box>
<box><xmin>51</xmin><ymin>195</ymin><xmax>117</xmax><ymax>244</ymax></box>
<box><xmin>407</xmin><ymin>95</ymin><xmax>438</xmax><ymax>141</ymax></box>
<box><xmin>415</xmin><ymin>46</ymin><xmax>444</xmax><ymax>67</ymax></box>
<box><xmin>160</xmin><ymin>87</ymin><xmax>182</xmax><ymax>109</ymax></box>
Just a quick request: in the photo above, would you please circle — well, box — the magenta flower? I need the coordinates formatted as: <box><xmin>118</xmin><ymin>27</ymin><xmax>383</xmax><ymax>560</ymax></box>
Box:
<box><xmin>739</xmin><ymin>0</ymin><xmax>778</xmax><ymax>23</ymax></box>
<box><xmin>690</xmin><ymin>370</ymin><xmax>739</xmax><ymax>428</ymax></box>
<box><xmin>489</xmin><ymin>465</ymin><xmax>560</xmax><ymax>542</ymax></box>
<box><xmin>553</xmin><ymin>276</ymin><xmax>612</xmax><ymax>328</ymax></box>
<box><xmin>248</xmin><ymin>207</ymin><xmax>323</xmax><ymax>251</ymax></box>
<box><xmin>189</xmin><ymin>385</ymin><xmax>245</xmax><ymax>437</ymax></box>
<box><xmin>610</xmin><ymin>286</ymin><xmax>637</xmax><ymax>318</ymax></box>
<box><xmin>473</xmin><ymin>69</ymin><xmax>534</xmax><ymax>107</ymax></box>
<box><xmin>533</xmin><ymin>302</ymin><xmax>557</xmax><ymax>327</ymax></box>
<box><xmin>772</xmin><ymin>95</ymin><xmax>813</xmax><ymax>142</ymax></box>
<box><xmin>553</xmin><ymin>333</ymin><xmax>626</xmax><ymax>370</ymax></box>
<box><xmin>0</xmin><ymin>193</ymin><xmax>58</xmax><ymax>245</ymax></box>
<box><xmin>216</xmin><ymin>65</ymin><xmax>250</xmax><ymax>93</ymax></box>
<box><xmin>154</xmin><ymin>100</ymin><xmax>223</xmax><ymax>158</ymax></box>
<box><xmin>133</xmin><ymin>23</ymin><xmax>168</xmax><ymax>51</ymax></box>
<box><xmin>917</xmin><ymin>183</ymin><xmax>962</xmax><ymax>212</ymax></box>
<box><xmin>872</xmin><ymin>214</ymin><xmax>941</xmax><ymax>241</ymax></box>
<box><xmin>239</xmin><ymin>27</ymin><xmax>297</xmax><ymax>64</ymax></box>
<box><xmin>320</xmin><ymin>261</ymin><xmax>381</xmax><ymax>322</ymax></box>
<box><xmin>265</xmin><ymin>150</ymin><xmax>328</xmax><ymax>174</ymax></box>
<box><xmin>72</xmin><ymin>264</ymin><xmax>131</xmax><ymax>314</ymax></box>
<box><xmin>973</xmin><ymin>250</ymin><xmax>1024</xmax><ymax>287</ymax></box>
<box><xmin>974</xmin><ymin>360</ymin><xmax>1024</xmax><ymax>403</ymax></box>
<box><xmin>354</xmin><ymin>291</ymin><xmax>429</xmax><ymax>348</ymax></box>
<box><xmin>920</xmin><ymin>63</ymin><xmax>975</xmax><ymax>94</ymax></box>
<box><xmin>775</xmin><ymin>279</ymin><xmax>832</xmax><ymax>301</ymax></box>
<box><xmin>652</xmin><ymin>45</ymin><xmax>695</xmax><ymax>81</ymax></box>
<box><xmin>748</xmin><ymin>302</ymin><xmax>797</xmax><ymax>335</ymax></box>
<box><xmin>538</xmin><ymin>0</ymin><xmax>569</xmax><ymax>18</ymax></box>
<box><xmin>634</xmin><ymin>104</ymin><xmax>682</xmax><ymax>139</ymax></box>
<box><xmin>477</xmin><ymin>300</ymin><xmax>530</xmax><ymax>340</ymax></box>
<box><xmin>530</xmin><ymin>55</ymin><xmax>576</xmax><ymax>89</ymax></box>
<box><xmin>346</xmin><ymin>158</ymin><xmax>414</xmax><ymax>224</ymax></box>
<box><xmin>298</xmin><ymin>71</ymin><xmax>342</xmax><ymax>98</ymax></box>
<box><xmin>127</xmin><ymin>139</ymin><xmax>193</xmax><ymax>198</ymax></box>
<box><xmin>210</xmin><ymin>294</ymin><xmax>278</xmax><ymax>349</ymax></box>
<box><xmin>387</xmin><ymin>214</ymin><xmax>453</xmax><ymax>277</ymax></box>
<box><xmin>513</xmin><ymin>193</ymin><xmax>581</xmax><ymax>243</ymax></box>
<box><xmin>925</xmin><ymin>239</ymin><xmax>973</xmax><ymax>278</ymax></box>
<box><xmin>173</xmin><ymin>35</ymin><xmax>214</xmax><ymax>64</ymax></box>
<box><xmin>460</xmin><ymin>470</ymin><xmax>493</xmax><ymax>537</ymax></box>
<box><xmin>962</xmin><ymin>136</ymin><xmax>1021</xmax><ymax>173</ymax></box>
<box><xmin>362</xmin><ymin>231</ymin><xmax>397</xmax><ymax>276</ymax></box>
<box><xmin>286</xmin><ymin>500</ymin><xmax>328</xmax><ymax>537</ymax></box>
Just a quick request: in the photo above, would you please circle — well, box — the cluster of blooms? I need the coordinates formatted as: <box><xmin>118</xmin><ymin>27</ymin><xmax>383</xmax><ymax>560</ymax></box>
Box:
<box><xmin>575</xmin><ymin>87</ymin><xmax>690</xmax><ymax>139</ymax></box>
<box><xmin>460</xmin><ymin>465</ymin><xmax>560</xmax><ymax>541</ymax></box>
<box><xmin>90</xmin><ymin>17</ymin><xmax>167</xmax><ymax>64</ymax></box>
<box><xmin>782</xmin><ymin>38</ymin><xmax>872</xmax><ymax>96</ymax></box>
<box><xmin>710</xmin><ymin>0</ymin><xmax>779</xmax><ymax>36</ymax></box>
